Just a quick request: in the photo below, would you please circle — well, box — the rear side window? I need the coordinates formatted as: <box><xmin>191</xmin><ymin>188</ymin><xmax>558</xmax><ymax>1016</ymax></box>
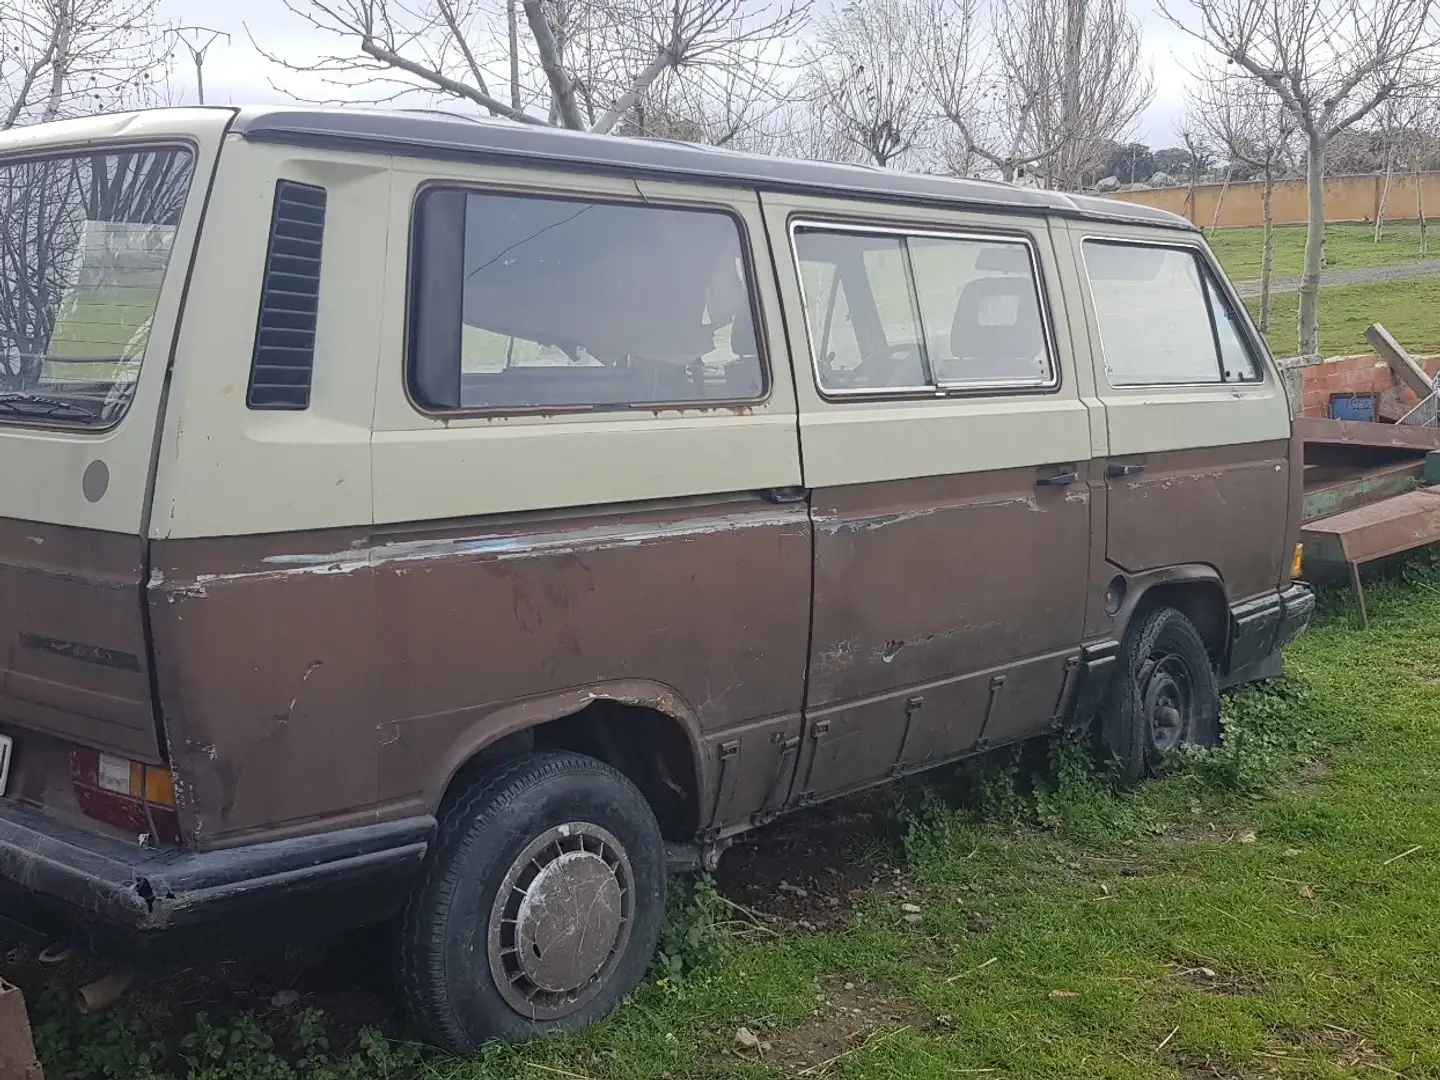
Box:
<box><xmin>408</xmin><ymin>190</ymin><xmax>766</xmax><ymax>411</ymax></box>
<box><xmin>792</xmin><ymin>225</ymin><xmax>1054</xmax><ymax>395</ymax></box>
<box><xmin>1081</xmin><ymin>241</ymin><xmax>1261</xmax><ymax>386</ymax></box>
<box><xmin>0</xmin><ymin>147</ymin><xmax>194</xmax><ymax>427</ymax></box>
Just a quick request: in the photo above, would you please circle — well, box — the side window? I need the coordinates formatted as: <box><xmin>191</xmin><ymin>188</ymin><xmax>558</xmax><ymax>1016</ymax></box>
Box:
<box><xmin>793</xmin><ymin>229</ymin><xmax>926</xmax><ymax>391</ymax></box>
<box><xmin>908</xmin><ymin>236</ymin><xmax>1051</xmax><ymax>387</ymax></box>
<box><xmin>793</xmin><ymin>224</ymin><xmax>1052</xmax><ymax>395</ymax></box>
<box><xmin>409</xmin><ymin>190</ymin><xmax>766</xmax><ymax>411</ymax></box>
<box><xmin>1082</xmin><ymin>240</ymin><xmax>1260</xmax><ymax>386</ymax></box>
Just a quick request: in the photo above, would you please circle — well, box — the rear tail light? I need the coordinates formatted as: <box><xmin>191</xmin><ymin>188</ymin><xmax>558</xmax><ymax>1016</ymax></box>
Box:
<box><xmin>70</xmin><ymin>748</ymin><xmax>181</xmax><ymax>844</ymax></box>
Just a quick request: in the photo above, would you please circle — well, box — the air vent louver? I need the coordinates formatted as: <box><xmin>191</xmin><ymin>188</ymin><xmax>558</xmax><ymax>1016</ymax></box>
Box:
<box><xmin>246</xmin><ymin>181</ymin><xmax>327</xmax><ymax>410</ymax></box>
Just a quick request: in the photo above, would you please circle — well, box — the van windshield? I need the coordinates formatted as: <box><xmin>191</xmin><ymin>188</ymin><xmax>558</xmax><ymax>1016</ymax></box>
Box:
<box><xmin>0</xmin><ymin>147</ymin><xmax>194</xmax><ymax>427</ymax></box>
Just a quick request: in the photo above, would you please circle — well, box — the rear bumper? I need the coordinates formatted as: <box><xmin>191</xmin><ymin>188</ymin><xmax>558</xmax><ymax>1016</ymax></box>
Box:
<box><xmin>0</xmin><ymin>803</ymin><xmax>432</xmax><ymax>955</ymax></box>
<box><xmin>1222</xmin><ymin>582</ymin><xmax>1315</xmax><ymax>689</ymax></box>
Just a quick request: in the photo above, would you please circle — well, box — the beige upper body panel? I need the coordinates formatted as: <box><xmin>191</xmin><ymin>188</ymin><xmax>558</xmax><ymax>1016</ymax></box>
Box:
<box><xmin>0</xmin><ymin>109</ymin><xmax>231</xmax><ymax>534</ymax></box>
<box><xmin>149</xmin><ymin>139</ymin><xmax>390</xmax><ymax>540</ymax></box>
<box><xmin>1057</xmin><ymin>218</ymin><xmax>1292</xmax><ymax>454</ymax></box>
<box><xmin>761</xmin><ymin>191</ymin><xmax>1101</xmax><ymax>487</ymax></box>
<box><xmin>367</xmin><ymin>165</ymin><xmax>801</xmax><ymax>527</ymax></box>
<box><xmin>152</xmin><ymin>144</ymin><xmax>802</xmax><ymax>539</ymax></box>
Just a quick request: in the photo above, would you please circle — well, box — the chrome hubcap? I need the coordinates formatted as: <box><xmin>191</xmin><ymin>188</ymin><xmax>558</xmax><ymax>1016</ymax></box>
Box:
<box><xmin>488</xmin><ymin>822</ymin><xmax>633</xmax><ymax>1020</ymax></box>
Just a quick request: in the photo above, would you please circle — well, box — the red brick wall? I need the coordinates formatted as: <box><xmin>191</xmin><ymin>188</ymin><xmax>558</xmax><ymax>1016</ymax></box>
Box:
<box><xmin>1299</xmin><ymin>352</ymin><xmax>1440</xmax><ymax>420</ymax></box>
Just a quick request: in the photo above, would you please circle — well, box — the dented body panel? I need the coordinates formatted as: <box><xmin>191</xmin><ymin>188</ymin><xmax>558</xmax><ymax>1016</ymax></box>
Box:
<box><xmin>148</xmin><ymin>497</ymin><xmax>811</xmax><ymax>844</ymax></box>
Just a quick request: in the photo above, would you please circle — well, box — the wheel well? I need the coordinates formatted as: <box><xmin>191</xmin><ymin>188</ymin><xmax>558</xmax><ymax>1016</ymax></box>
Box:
<box><xmin>442</xmin><ymin>702</ymin><xmax>702</xmax><ymax>843</ymax></box>
<box><xmin>1138</xmin><ymin>581</ymin><xmax>1229</xmax><ymax>662</ymax></box>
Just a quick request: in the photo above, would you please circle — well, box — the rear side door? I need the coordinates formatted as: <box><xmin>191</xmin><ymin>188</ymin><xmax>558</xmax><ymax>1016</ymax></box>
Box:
<box><xmin>762</xmin><ymin>193</ymin><xmax>1097</xmax><ymax>804</ymax></box>
<box><xmin>1063</xmin><ymin>224</ymin><xmax>1291</xmax><ymax>603</ymax></box>
<box><xmin>0</xmin><ymin>111</ymin><xmax>228</xmax><ymax>766</ymax></box>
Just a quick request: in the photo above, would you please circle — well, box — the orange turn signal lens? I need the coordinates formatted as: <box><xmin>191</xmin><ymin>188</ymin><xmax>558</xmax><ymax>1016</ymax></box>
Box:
<box><xmin>143</xmin><ymin>766</ymin><xmax>176</xmax><ymax>807</ymax></box>
<box><xmin>1291</xmin><ymin>543</ymin><xmax>1304</xmax><ymax>580</ymax></box>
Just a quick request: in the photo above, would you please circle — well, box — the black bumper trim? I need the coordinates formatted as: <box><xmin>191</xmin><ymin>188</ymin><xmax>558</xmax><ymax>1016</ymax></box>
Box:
<box><xmin>1221</xmin><ymin>583</ymin><xmax>1314</xmax><ymax>689</ymax></box>
<box><xmin>0</xmin><ymin>804</ymin><xmax>434</xmax><ymax>943</ymax></box>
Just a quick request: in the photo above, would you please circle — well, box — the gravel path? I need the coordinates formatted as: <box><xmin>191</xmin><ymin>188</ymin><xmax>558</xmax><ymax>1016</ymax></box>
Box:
<box><xmin>1231</xmin><ymin>258</ymin><xmax>1440</xmax><ymax>298</ymax></box>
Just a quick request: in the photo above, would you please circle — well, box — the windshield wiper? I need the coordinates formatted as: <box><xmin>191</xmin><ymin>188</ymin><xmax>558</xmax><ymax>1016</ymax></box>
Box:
<box><xmin>0</xmin><ymin>392</ymin><xmax>100</xmax><ymax>421</ymax></box>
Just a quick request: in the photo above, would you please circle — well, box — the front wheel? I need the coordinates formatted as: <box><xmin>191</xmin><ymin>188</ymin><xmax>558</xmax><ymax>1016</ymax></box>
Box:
<box><xmin>399</xmin><ymin>751</ymin><xmax>667</xmax><ymax>1052</ymax></box>
<box><xmin>1096</xmin><ymin>606</ymin><xmax>1220</xmax><ymax>784</ymax></box>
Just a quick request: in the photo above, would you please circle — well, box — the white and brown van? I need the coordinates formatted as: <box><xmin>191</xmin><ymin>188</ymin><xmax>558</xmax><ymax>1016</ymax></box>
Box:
<box><xmin>0</xmin><ymin>106</ymin><xmax>1312</xmax><ymax>1050</ymax></box>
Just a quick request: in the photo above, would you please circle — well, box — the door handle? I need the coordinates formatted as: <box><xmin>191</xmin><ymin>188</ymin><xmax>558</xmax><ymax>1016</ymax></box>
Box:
<box><xmin>1035</xmin><ymin>469</ymin><xmax>1080</xmax><ymax>487</ymax></box>
<box><xmin>1106</xmin><ymin>462</ymin><xmax>1146</xmax><ymax>479</ymax></box>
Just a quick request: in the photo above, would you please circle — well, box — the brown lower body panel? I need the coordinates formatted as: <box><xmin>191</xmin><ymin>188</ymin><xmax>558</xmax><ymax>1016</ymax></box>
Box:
<box><xmin>149</xmin><ymin>495</ymin><xmax>811</xmax><ymax>844</ymax></box>
<box><xmin>0</xmin><ymin>520</ymin><xmax>159</xmax><ymax>767</ymax></box>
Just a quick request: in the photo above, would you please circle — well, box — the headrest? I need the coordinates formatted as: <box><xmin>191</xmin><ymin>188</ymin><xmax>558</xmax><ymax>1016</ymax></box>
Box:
<box><xmin>948</xmin><ymin>278</ymin><xmax>1046</xmax><ymax>382</ymax></box>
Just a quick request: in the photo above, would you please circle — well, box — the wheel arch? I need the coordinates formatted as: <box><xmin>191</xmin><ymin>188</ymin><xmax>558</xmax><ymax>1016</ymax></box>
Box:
<box><xmin>424</xmin><ymin>681</ymin><xmax>708</xmax><ymax>843</ymax></box>
<box><xmin>1111</xmin><ymin>564</ymin><xmax>1230</xmax><ymax>662</ymax></box>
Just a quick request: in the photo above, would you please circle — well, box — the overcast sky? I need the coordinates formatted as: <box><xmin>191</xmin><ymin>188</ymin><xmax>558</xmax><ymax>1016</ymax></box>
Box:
<box><xmin>158</xmin><ymin>0</ymin><xmax>1210</xmax><ymax>148</ymax></box>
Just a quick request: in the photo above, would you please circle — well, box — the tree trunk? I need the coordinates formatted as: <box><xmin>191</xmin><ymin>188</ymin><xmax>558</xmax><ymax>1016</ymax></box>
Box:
<box><xmin>1298</xmin><ymin>133</ymin><xmax>1326</xmax><ymax>357</ymax></box>
<box><xmin>507</xmin><ymin>0</ymin><xmax>521</xmax><ymax>111</ymax></box>
<box><xmin>1375</xmin><ymin>153</ymin><xmax>1394</xmax><ymax>243</ymax></box>
<box><xmin>1260</xmin><ymin>164</ymin><xmax>1275</xmax><ymax>334</ymax></box>
<box><xmin>1419</xmin><ymin>165</ymin><xmax>1429</xmax><ymax>257</ymax></box>
<box><xmin>41</xmin><ymin>0</ymin><xmax>72</xmax><ymax>123</ymax></box>
<box><xmin>1210</xmin><ymin>165</ymin><xmax>1232</xmax><ymax>234</ymax></box>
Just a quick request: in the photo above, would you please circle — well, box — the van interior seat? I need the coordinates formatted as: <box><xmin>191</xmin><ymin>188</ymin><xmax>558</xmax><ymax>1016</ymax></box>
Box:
<box><xmin>947</xmin><ymin>277</ymin><xmax>1046</xmax><ymax>383</ymax></box>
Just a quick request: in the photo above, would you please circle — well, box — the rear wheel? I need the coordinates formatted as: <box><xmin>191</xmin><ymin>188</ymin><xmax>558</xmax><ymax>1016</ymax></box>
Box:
<box><xmin>1097</xmin><ymin>606</ymin><xmax>1220</xmax><ymax>784</ymax></box>
<box><xmin>399</xmin><ymin>751</ymin><xmax>666</xmax><ymax>1052</ymax></box>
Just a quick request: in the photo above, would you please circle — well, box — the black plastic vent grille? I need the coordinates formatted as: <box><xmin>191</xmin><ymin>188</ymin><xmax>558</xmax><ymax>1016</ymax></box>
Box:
<box><xmin>246</xmin><ymin>181</ymin><xmax>327</xmax><ymax>410</ymax></box>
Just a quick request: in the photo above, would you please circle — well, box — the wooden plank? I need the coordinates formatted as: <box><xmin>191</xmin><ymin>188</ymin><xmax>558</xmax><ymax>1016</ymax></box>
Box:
<box><xmin>1302</xmin><ymin>488</ymin><xmax>1440</xmax><ymax>563</ymax></box>
<box><xmin>1365</xmin><ymin>323</ymin><xmax>1435</xmax><ymax>397</ymax></box>
<box><xmin>1302</xmin><ymin>461</ymin><xmax>1424</xmax><ymax>522</ymax></box>
<box><xmin>1296</xmin><ymin>416</ymin><xmax>1440</xmax><ymax>452</ymax></box>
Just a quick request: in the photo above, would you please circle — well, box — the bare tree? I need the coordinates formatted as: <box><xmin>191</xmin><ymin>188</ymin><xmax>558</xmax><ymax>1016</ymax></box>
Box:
<box><xmin>261</xmin><ymin>0</ymin><xmax>807</xmax><ymax>135</ymax></box>
<box><xmin>1367</xmin><ymin>84</ymin><xmax>1440</xmax><ymax>242</ymax></box>
<box><xmin>925</xmin><ymin>0</ymin><xmax>1151</xmax><ymax>186</ymax></box>
<box><xmin>0</xmin><ymin>0</ymin><xmax>173</xmax><ymax>130</ymax></box>
<box><xmin>803</xmin><ymin>0</ymin><xmax>934</xmax><ymax>167</ymax></box>
<box><xmin>1185</xmin><ymin>73</ymin><xmax>1296</xmax><ymax>330</ymax></box>
<box><xmin>1159</xmin><ymin>0</ymin><xmax>1440</xmax><ymax>356</ymax></box>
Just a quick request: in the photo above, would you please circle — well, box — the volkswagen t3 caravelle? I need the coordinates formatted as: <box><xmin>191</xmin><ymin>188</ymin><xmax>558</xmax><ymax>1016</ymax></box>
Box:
<box><xmin>0</xmin><ymin>106</ymin><xmax>1312</xmax><ymax>1051</ymax></box>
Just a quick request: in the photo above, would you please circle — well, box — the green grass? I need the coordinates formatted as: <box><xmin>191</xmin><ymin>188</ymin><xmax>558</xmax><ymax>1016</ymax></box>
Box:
<box><xmin>1245</xmin><ymin>274</ymin><xmax>1440</xmax><ymax>357</ymax></box>
<box><xmin>1208</xmin><ymin>220</ymin><xmax>1438</xmax><ymax>281</ymax></box>
<box><xmin>15</xmin><ymin>567</ymin><xmax>1440</xmax><ymax>1079</ymax></box>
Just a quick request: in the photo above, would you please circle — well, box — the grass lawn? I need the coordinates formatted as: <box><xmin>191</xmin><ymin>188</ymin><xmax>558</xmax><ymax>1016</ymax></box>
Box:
<box><xmin>1208</xmin><ymin>220</ymin><xmax>1439</xmax><ymax>281</ymax></box>
<box><xmin>16</xmin><ymin>564</ymin><xmax>1440</xmax><ymax>1079</ymax></box>
<box><xmin>1244</xmin><ymin>275</ymin><xmax>1440</xmax><ymax>358</ymax></box>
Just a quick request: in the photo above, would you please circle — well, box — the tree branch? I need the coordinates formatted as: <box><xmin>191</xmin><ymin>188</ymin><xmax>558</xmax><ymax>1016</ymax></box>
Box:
<box><xmin>523</xmin><ymin>0</ymin><xmax>586</xmax><ymax>129</ymax></box>
<box><xmin>591</xmin><ymin>47</ymin><xmax>671</xmax><ymax>133</ymax></box>
<box><xmin>357</xmin><ymin>36</ymin><xmax>542</xmax><ymax>124</ymax></box>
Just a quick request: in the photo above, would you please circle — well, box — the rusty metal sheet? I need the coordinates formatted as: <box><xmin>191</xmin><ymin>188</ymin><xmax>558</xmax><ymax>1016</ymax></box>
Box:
<box><xmin>1296</xmin><ymin>416</ymin><xmax>1440</xmax><ymax>453</ymax></box>
<box><xmin>1302</xmin><ymin>489</ymin><xmax>1440</xmax><ymax>565</ymax></box>
<box><xmin>0</xmin><ymin>980</ymin><xmax>43</xmax><ymax>1080</ymax></box>
<box><xmin>1302</xmin><ymin>461</ymin><xmax>1426</xmax><ymax>522</ymax></box>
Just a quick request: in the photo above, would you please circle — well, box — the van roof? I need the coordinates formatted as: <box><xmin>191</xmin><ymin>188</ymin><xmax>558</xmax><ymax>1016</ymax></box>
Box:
<box><xmin>226</xmin><ymin>105</ymin><xmax>1192</xmax><ymax>231</ymax></box>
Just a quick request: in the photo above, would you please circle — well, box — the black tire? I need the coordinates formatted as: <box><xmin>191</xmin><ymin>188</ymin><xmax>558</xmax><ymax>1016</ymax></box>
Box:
<box><xmin>399</xmin><ymin>751</ymin><xmax>666</xmax><ymax>1052</ymax></box>
<box><xmin>1096</xmin><ymin>606</ymin><xmax>1220</xmax><ymax>785</ymax></box>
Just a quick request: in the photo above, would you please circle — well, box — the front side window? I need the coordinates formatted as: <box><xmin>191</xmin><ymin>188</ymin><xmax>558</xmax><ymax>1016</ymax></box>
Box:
<box><xmin>0</xmin><ymin>148</ymin><xmax>195</xmax><ymax>426</ymax></box>
<box><xmin>793</xmin><ymin>225</ymin><xmax>1053</xmax><ymax>395</ymax></box>
<box><xmin>1082</xmin><ymin>240</ymin><xmax>1261</xmax><ymax>387</ymax></box>
<box><xmin>409</xmin><ymin>190</ymin><xmax>766</xmax><ymax>411</ymax></box>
